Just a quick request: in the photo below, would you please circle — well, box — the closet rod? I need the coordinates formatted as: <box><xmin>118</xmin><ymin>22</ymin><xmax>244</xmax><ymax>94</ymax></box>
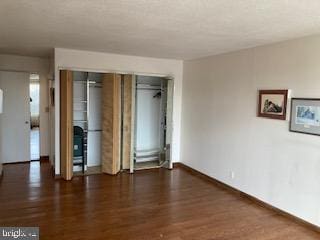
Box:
<box><xmin>137</xmin><ymin>88</ymin><xmax>161</xmax><ymax>90</ymax></box>
<box><xmin>74</xmin><ymin>81</ymin><xmax>102</xmax><ymax>85</ymax></box>
<box><xmin>88</xmin><ymin>80</ymin><xmax>99</xmax><ymax>84</ymax></box>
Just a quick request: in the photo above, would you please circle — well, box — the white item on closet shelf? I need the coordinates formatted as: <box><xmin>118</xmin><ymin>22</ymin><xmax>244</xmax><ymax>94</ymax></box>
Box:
<box><xmin>135</xmin><ymin>148</ymin><xmax>161</xmax><ymax>162</ymax></box>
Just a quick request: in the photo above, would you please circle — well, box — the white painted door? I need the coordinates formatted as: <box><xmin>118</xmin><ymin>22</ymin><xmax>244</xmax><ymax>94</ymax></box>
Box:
<box><xmin>0</xmin><ymin>71</ymin><xmax>30</xmax><ymax>163</ymax></box>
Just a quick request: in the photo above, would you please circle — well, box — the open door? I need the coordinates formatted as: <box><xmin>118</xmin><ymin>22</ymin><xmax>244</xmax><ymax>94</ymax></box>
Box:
<box><xmin>60</xmin><ymin>70</ymin><xmax>73</xmax><ymax>180</ymax></box>
<box><xmin>121</xmin><ymin>74</ymin><xmax>135</xmax><ymax>173</ymax></box>
<box><xmin>0</xmin><ymin>71</ymin><xmax>30</xmax><ymax>164</ymax></box>
<box><xmin>101</xmin><ymin>73</ymin><xmax>121</xmax><ymax>175</ymax></box>
<box><xmin>162</xmin><ymin>79</ymin><xmax>174</xmax><ymax>169</ymax></box>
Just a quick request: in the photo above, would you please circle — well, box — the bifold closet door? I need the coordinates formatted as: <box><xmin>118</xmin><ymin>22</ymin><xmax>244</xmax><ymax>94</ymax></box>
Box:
<box><xmin>164</xmin><ymin>79</ymin><xmax>174</xmax><ymax>169</ymax></box>
<box><xmin>122</xmin><ymin>75</ymin><xmax>135</xmax><ymax>172</ymax></box>
<box><xmin>60</xmin><ymin>70</ymin><xmax>73</xmax><ymax>180</ymax></box>
<box><xmin>101</xmin><ymin>73</ymin><xmax>121</xmax><ymax>175</ymax></box>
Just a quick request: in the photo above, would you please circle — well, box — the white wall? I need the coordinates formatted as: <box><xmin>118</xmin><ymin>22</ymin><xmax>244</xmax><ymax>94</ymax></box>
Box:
<box><xmin>181</xmin><ymin>35</ymin><xmax>320</xmax><ymax>227</ymax></box>
<box><xmin>0</xmin><ymin>54</ymin><xmax>50</xmax><ymax>157</ymax></box>
<box><xmin>54</xmin><ymin>48</ymin><xmax>183</xmax><ymax>174</ymax></box>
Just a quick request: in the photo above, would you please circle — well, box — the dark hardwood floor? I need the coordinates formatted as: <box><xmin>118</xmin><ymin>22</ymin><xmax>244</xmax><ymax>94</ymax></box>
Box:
<box><xmin>0</xmin><ymin>162</ymin><xmax>319</xmax><ymax>240</ymax></box>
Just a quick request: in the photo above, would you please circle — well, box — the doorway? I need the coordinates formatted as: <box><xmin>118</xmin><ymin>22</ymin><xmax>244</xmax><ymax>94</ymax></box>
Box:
<box><xmin>0</xmin><ymin>71</ymin><xmax>31</xmax><ymax>163</ymax></box>
<box><xmin>29</xmin><ymin>74</ymin><xmax>40</xmax><ymax>161</ymax></box>
<box><xmin>132</xmin><ymin>75</ymin><xmax>173</xmax><ymax>171</ymax></box>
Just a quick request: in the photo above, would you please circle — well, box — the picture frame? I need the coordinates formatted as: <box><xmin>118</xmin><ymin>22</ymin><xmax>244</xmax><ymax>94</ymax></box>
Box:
<box><xmin>257</xmin><ymin>89</ymin><xmax>288</xmax><ymax>120</ymax></box>
<box><xmin>289</xmin><ymin>98</ymin><xmax>320</xmax><ymax>136</ymax></box>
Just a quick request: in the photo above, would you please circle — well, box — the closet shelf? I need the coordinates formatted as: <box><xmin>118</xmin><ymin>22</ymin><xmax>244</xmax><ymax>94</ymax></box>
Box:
<box><xmin>74</xmin><ymin>80</ymin><xmax>102</xmax><ymax>86</ymax></box>
<box><xmin>73</xmin><ymin>161</ymin><xmax>84</xmax><ymax>166</ymax></box>
<box><xmin>73</xmin><ymin>120</ymin><xmax>88</xmax><ymax>123</ymax></box>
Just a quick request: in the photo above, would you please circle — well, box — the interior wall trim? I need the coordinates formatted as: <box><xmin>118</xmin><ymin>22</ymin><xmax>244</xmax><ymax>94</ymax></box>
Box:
<box><xmin>40</xmin><ymin>155</ymin><xmax>49</xmax><ymax>162</ymax></box>
<box><xmin>51</xmin><ymin>165</ymin><xmax>61</xmax><ymax>179</ymax></box>
<box><xmin>3</xmin><ymin>157</ymin><xmax>50</xmax><ymax>164</ymax></box>
<box><xmin>3</xmin><ymin>161</ymin><xmax>31</xmax><ymax>165</ymax></box>
<box><xmin>57</xmin><ymin>66</ymin><xmax>173</xmax><ymax>79</ymax></box>
<box><xmin>173</xmin><ymin>162</ymin><xmax>320</xmax><ymax>233</ymax></box>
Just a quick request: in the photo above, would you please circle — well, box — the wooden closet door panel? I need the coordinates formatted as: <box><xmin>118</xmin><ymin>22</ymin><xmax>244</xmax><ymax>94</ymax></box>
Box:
<box><xmin>122</xmin><ymin>75</ymin><xmax>133</xmax><ymax>170</ymax></box>
<box><xmin>60</xmin><ymin>70</ymin><xmax>73</xmax><ymax>180</ymax></box>
<box><xmin>101</xmin><ymin>73</ymin><xmax>121</xmax><ymax>174</ymax></box>
<box><xmin>113</xmin><ymin>74</ymin><xmax>121</xmax><ymax>173</ymax></box>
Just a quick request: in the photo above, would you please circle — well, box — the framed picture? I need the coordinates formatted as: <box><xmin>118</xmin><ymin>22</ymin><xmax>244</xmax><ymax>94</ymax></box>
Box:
<box><xmin>258</xmin><ymin>90</ymin><xmax>288</xmax><ymax>120</ymax></box>
<box><xmin>289</xmin><ymin>98</ymin><xmax>320</xmax><ymax>136</ymax></box>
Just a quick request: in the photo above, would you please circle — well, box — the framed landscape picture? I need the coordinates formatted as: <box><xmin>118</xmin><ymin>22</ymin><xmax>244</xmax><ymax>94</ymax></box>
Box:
<box><xmin>290</xmin><ymin>98</ymin><xmax>320</xmax><ymax>136</ymax></box>
<box><xmin>258</xmin><ymin>90</ymin><xmax>288</xmax><ymax>120</ymax></box>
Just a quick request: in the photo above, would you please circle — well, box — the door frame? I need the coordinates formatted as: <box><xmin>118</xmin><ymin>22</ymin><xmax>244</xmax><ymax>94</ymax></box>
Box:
<box><xmin>129</xmin><ymin>75</ymin><xmax>136</xmax><ymax>173</ymax></box>
<box><xmin>29</xmin><ymin>73</ymin><xmax>41</xmax><ymax>161</ymax></box>
<box><xmin>163</xmin><ymin>78</ymin><xmax>174</xmax><ymax>169</ymax></box>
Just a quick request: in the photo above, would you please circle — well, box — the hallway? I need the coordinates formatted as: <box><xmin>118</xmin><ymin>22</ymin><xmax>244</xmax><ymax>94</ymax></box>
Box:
<box><xmin>30</xmin><ymin>127</ymin><xmax>39</xmax><ymax>160</ymax></box>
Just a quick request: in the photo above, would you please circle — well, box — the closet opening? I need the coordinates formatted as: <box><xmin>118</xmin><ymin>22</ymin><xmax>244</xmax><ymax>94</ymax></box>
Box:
<box><xmin>72</xmin><ymin>71</ymin><xmax>103</xmax><ymax>176</ymax></box>
<box><xmin>132</xmin><ymin>75</ymin><xmax>173</xmax><ymax>171</ymax></box>
<box><xmin>60</xmin><ymin>70</ymin><xmax>174</xmax><ymax>180</ymax></box>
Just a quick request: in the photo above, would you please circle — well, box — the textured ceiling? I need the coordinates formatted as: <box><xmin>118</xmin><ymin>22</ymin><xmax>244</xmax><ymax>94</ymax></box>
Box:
<box><xmin>1</xmin><ymin>0</ymin><xmax>320</xmax><ymax>60</ymax></box>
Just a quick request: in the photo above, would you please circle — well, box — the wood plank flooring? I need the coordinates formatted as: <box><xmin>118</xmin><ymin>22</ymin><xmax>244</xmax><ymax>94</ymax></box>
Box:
<box><xmin>0</xmin><ymin>161</ymin><xmax>319</xmax><ymax>240</ymax></box>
